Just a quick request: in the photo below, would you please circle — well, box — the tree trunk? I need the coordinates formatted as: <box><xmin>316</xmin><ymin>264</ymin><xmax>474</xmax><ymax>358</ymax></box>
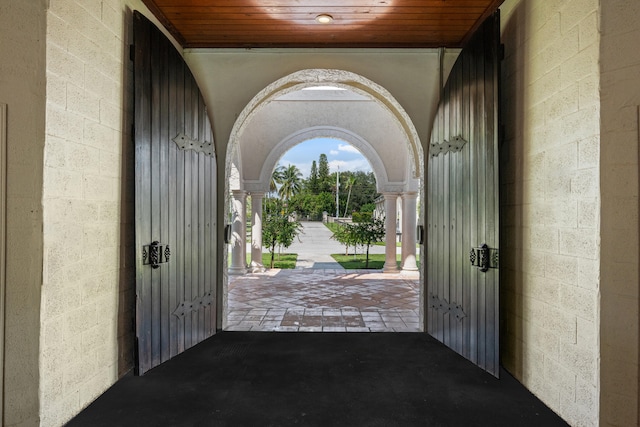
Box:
<box><xmin>270</xmin><ymin>243</ymin><xmax>276</xmax><ymax>268</ymax></box>
<box><xmin>365</xmin><ymin>243</ymin><xmax>370</xmax><ymax>268</ymax></box>
<box><xmin>343</xmin><ymin>187</ymin><xmax>353</xmax><ymax>217</ymax></box>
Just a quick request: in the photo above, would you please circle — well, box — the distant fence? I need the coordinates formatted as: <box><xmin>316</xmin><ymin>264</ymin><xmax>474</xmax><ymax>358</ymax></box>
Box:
<box><xmin>325</xmin><ymin>215</ymin><xmax>353</xmax><ymax>225</ymax></box>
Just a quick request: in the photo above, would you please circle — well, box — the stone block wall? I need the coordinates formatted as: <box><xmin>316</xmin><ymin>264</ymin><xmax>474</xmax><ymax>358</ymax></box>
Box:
<box><xmin>599</xmin><ymin>1</ymin><xmax>640</xmax><ymax>425</ymax></box>
<box><xmin>39</xmin><ymin>1</ymin><xmax>152</xmax><ymax>425</ymax></box>
<box><xmin>499</xmin><ymin>0</ymin><xmax>601</xmax><ymax>425</ymax></box>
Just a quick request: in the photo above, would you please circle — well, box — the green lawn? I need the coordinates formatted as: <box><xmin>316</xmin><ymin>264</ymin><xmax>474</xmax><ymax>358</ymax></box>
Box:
<box><xmin>331</xmin><ymin>253</ymin><xmax>421</xmax><ymax>269</ymax></box>
<box><xmin>261</xmin><ymin>253</ymin><xmax>297</xmax><ymax>269</ymax></box>
<box><xmin>374</xmin><ymin>241</ymin><xmax>402</xmax><ymax>247</ymax></box>
<box><xmin>324</xmin><ymin>222</ymin><xmax>341</xmax><ymax>233</ymax></box>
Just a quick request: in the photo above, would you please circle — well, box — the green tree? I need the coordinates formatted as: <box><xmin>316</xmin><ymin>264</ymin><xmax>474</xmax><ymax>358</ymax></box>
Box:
<box><xmin>307</xmin><ymin>160</ymin><xmax>319</xmax><ymax>194</ymax></box>
<box><xmin>352</xmin><ymin>211</ymin><xmax>373</xmax><ymax>223</ymax></box>
<box><xmin>262</xmin><ymin>198</ymin><xmax>303</xmax><ymax>268</ymax></box>
<box><xmin>278</xmin><ymin>164</ymin><xmax>303</xmax><ymax>200</ymax></box>
<box><xmin>353</xmin><ymin>217</ymin><xmax>386</xmax><ymax>268</ymax></box>
<box><xmin>349</xmin><ymin>171</ymin><xmax>379</xmax><ymax>213</ymax></box>
<box><xmin>342</xmin><ymin>174</ymin><xmax>357</xmax><ymax>217</ymax></box>
<box><xmin>270</xmin><ymin>165</ymin><xmax>284</xmax><ymax>197</ymax></box>
<box><xmin>316</xmin><ymin>192</ymin><xmax>335</xmax><ymax>217</ymax></box>
<box><xmin>359</xmin><ymin>202</ymin><xmax>376</xmax><ymax>214</ymax></box>
<box><xmin>330</xmin><ymin>216</ymin><xmax>385</xmax><ymax>267</ymax></box>
<box><xmin>289</xmin><ymin>192</ymin><xmax>319</xmax><ymax>220</ymax></box>
<box><xmin>318</xmin><ymin>153</ymin><xmax>332</xmax><ymax>193</ymax></box>
<box><xmin>331</xmin><ymin>222</ymin><xmax>358</xmax><ymax>256</ymax></box>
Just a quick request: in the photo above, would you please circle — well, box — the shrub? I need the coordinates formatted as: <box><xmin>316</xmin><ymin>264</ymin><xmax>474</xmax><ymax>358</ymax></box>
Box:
<box><xmin>352</xmin><ymin>211</ymin><xmax>373</xmax><ymax>223</ymax></box>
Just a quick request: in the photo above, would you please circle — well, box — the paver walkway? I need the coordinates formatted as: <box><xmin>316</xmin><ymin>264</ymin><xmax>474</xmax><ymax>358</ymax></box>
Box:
<box><xmin>288</xmin><ymin>221</ymin><xmax>355</xmax><ymax>269</ymax></box>
<box><xmin>228</xmin><ymin>221</ymin><xmax>421</xmax><ymax>332</ymax></box>
<box><xmin>227</xmin><ymin>269</ymin><xmax>420</xmax><ymax>332</ymax></box>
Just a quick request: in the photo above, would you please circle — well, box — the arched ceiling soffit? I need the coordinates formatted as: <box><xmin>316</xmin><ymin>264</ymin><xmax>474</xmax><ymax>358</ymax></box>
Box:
<box><xmin>227</xmin><ymin>69</ymin><xmax>423</xmax><ymax>190</ymax></box>
<box><xmin>240</xmin><ymin>100</ymin><xmax>408</xmax><ymax>184</ymax></box>
<box><xmin>243</xmin><ymin>126</ymin><xmax>395</xmax><ymax>193</ymax></box>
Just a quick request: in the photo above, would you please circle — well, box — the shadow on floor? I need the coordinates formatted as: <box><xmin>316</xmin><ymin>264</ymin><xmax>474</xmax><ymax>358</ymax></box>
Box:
<box><xmin>68</xmin><ymin>332</ymin><xmax>568</xmax><ymax>427</ymax></box>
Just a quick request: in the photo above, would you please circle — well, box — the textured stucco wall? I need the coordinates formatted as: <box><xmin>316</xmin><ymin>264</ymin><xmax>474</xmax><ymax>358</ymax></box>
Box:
<box><xmin>0</xmin><ymin>1</ymin><xmax>47</xmax><ymax>426</ymax></box>
<box><xmin>599</xmin><ymin>2</ymin><xmax>640</xmax><ymax>425</ymax></box>
<box><xmin>500</xmin><ymin>0</ymin><xmax>601</xmax><ymax>425</ymax></box>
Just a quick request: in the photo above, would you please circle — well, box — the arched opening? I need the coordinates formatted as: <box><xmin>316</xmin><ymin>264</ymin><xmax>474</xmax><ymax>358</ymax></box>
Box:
<box><xmin>224</xmin><ymin>69</ymin><xmax>424</xmax><ymax>332</ymax></box>
<box><xmin>268</xmin><ymin>136</ymin><xmax>379</xmax><ymax>216</ymax></box>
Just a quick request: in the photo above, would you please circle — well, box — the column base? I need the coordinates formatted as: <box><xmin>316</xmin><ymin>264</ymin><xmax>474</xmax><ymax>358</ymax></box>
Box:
<box><xmin>228</xmin><ymin>266</ymin><xmax>247</xmax><ymax>275</ymax></box>
<box><xmin>383</xmin><ymin>263</ymin><xmax>400</xmax><ymax>273</ymax></box>
<box><xmin>401</xmin><ymin>258</ymin><xmax>419</xmax><ymax>271</ymax></box>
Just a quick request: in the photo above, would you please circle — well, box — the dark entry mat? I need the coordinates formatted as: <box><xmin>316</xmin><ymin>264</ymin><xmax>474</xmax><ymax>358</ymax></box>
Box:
<box><xmin>67</xmin><ymin>332</ymin><xmax>568</xmax><ymax>426</ymax></box>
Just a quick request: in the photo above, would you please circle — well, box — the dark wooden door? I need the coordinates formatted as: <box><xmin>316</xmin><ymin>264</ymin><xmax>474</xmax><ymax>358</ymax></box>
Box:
<box><xmin>427</xmin><ymin>12</ymin><xmax>500</xmax><ymax>376</ymax></box>
<box><xmin>134</xmin><ymin>11</ymin><xmax>217</xmax><ymax>375</ymax></box>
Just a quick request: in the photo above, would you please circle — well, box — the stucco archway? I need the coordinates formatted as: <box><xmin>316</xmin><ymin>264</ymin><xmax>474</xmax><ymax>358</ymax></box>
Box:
<box><xmin>223</xmin><ymin>68</ymin><xmax>423</xmax><ymax>329</ymax></box>
<box><xmin>251</xmin><ymin>126</ymin><xmax>391</xmax><ymax>193</ymax></box>
<box><xmin>226</xmin><ymin>69</ymin><xmax>423</xmax><ymax>189</ymax></box>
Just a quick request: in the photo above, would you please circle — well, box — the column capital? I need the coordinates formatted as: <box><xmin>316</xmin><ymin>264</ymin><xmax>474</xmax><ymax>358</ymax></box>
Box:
<box><xmin>382</xmin><ymin>192</ymin><xmax>400</xmax><ymax>199</ymax></box>
<box><xmin>231</xmin><ymin>189</ymin><xmax>246</xmax><ymax>198</ymax></box>
<box><xmin>401</xmin><ymin>191</ymin><xmax>418</xmax><ymax>200</ymax></box>
<box><xmin>249</xmin><ymin>191</ymin><xmax>265</xmax><ymax>198</ymax></box>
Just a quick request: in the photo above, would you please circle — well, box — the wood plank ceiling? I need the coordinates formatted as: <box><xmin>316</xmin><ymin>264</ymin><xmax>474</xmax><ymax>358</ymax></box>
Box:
<box><xmin>142</xmin><ymin>0</ymin><xmax>505</xmax><ymax>48</ymax></box>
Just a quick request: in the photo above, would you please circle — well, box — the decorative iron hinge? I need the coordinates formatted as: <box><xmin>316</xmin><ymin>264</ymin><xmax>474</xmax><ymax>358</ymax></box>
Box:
<box><xmin>173</xmin><ymin>292</ymin><xmax>214</xmax><ymax>317</ymax></box>
<box><xmin>429</xmin><ymin>294</ymin><xmax>466</xmax><ymax>321</ymax></box>
<box><xmin>172</xmin><ymin>133</ymin><xmax>214</xmax><ymax>156</ymax></box>
<box><xmin>470</xmin><ymin>243</ymin><xmax>499</xmax><ymax>272</ymax></box>
<box><xmin>142</xmin><ymin>241</ymin><xmax>171</xmax><ymax>269</ymax></box>
<box><xmin>430</xmin><ymin>135</ymin><xmax>467</xmax><ymax>157</ymax></box>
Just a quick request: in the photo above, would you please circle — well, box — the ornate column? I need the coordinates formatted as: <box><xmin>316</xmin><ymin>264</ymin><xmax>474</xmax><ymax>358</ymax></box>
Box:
<box><xmin>401</xmin><ymin>192</ymin><xmax>418</xmax><ymax>271</ymax></box>
<box><xmin>383</xmin><ymin>192</ymin><xmax>400</xmax><ymax>273</ymax></box>
<box><xmin>249</xmin><ymin>192</ymin><xmax>265</xmax><ymax>272</ymax></box>
<box><xmin>228</xmin><ymin>189</ymin><xmax>247</xmax><ymax>275</ymax></box>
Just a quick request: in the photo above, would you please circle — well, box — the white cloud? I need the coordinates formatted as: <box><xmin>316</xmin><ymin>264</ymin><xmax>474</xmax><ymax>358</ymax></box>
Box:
<box><xmin>329</xmin><ymin>150</ymin><xmax>339</xmax><ymax>155</ymax></box>
<box><xmin>329</xmin><ymin>158</ymin><xmax>371</xmax><ymax>173</ymax></box>
<box><xmin>296</xmin><ymin>162</ymin><xmax>312</xmax><ymax>178</ymax></box>
<box><xmin>338</xmin><ymin>144</ymin><xmax>360</xmax><ymax>154</ymax></box>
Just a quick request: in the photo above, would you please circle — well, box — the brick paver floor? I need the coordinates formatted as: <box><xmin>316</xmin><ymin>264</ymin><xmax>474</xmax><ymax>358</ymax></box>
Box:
<box><xmin>226</xmin><ymin>269</ymin><xmax>421</xmax><ymax>332</ymax></box>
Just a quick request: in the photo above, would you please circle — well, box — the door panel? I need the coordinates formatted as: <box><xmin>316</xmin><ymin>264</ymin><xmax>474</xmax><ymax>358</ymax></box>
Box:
<box><xmin>0</xmin><ymin>104</ymin><xmax>6</xmax><ymax>422</ymax></box>
<box><xmin>427</xmin><ymin>12</ymin><xmax>500</xmax><ymax>376</ymax></box>
<box><xmin>134</xmin><ymin>11</ymin><xmax>217</xmax><ymax>375</ymax></box>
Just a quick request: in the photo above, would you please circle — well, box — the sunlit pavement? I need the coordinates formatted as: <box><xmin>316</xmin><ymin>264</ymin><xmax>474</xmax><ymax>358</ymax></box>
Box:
<box><xmin>226</xmin><ymin>268</ymin><xmax>421</xmax><ymax>332</ymax></box>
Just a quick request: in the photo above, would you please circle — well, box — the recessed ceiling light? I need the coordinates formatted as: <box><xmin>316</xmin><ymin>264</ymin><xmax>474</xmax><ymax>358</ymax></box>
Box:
<box><xmin>315</xmin><ymin>14</ymin><xmax>333</xmax><ymax>24</ymax></box>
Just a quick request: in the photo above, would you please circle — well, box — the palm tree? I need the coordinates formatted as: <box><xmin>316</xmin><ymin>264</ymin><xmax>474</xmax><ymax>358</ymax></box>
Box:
<box><xmin>269</xmin><ymin>165</ymin><xmax>284</xmax><ymax>197</ymax></box>
<box><xmin>343</xmin><ymin>175</ymin><xmax>357</xmax><ymax>217</ymax></box>
<box><xmin>278</xmin><ymin>164</ymin><xmax>302</xmax><ymax>200</ymax></box>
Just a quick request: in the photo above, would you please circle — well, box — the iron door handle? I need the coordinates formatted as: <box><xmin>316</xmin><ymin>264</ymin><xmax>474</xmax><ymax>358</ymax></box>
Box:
<box><xmin>470</xmin><ymin>244</ymin><xmax>498</xmax><ymax>272</ymax></box>
<box><xmin>143</xmin><ymin>241</ymin><xmax>171</xmax><ymax>268</ymax></box>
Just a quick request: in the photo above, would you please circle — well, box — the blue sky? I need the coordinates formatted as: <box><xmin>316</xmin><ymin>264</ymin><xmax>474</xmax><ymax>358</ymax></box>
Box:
<box><xmin>277</xmin><ymin>138</ymin><xmax>372</xmax><ymax>178</ymax></box>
